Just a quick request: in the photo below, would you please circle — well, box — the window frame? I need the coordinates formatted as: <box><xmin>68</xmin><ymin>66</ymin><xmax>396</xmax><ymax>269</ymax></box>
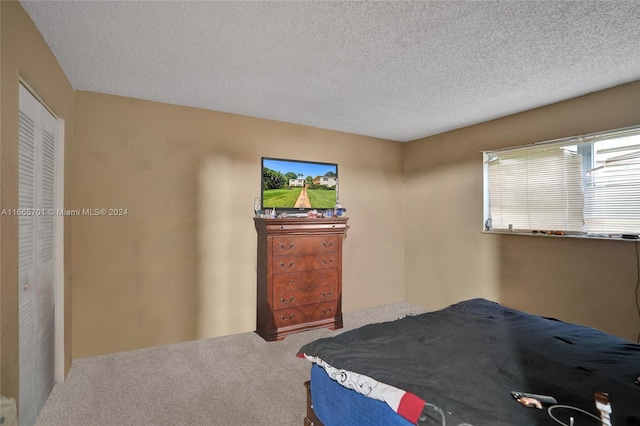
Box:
<box><xmin>483</xmin><ymin>125</ymin><xmax>640</xmax><ymax>241</ymax></box>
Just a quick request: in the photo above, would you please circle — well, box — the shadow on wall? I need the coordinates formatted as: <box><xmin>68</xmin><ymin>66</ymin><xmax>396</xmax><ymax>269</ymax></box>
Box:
<box><xmin>404</xmin><ymin>158</ymin><xmax>502</xmax><ymax>308</ymax></box>
<box><xmin>197</xmin><ymin>154</ymin><xmax>257</xmax><ymax>339</ymax></box>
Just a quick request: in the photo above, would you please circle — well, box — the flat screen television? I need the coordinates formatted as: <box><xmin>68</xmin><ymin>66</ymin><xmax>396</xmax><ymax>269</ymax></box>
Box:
<box><xmin>261</xmin><ymin>157</ymin><xmax>338</xmax><ymax>213</ymax></box>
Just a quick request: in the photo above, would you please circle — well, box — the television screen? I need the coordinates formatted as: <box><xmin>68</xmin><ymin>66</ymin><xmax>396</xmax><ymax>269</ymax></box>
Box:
<box><xmin>261</xmin><ymin>157</ymin><xmax>338</xmax><ymax>211</ymax></box>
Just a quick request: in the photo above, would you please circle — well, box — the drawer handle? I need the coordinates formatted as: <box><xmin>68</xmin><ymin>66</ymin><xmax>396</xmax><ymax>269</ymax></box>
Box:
<box><xmin>280</xmin><ymin>313</ymin><xmax>295</xmax><ymax>321</ymax></box>
<box><xmin>321</xmin><ymin>307</ymin><xmax>333</xmax><ymax>314</ymax></box>
<box><xmin>279</xmin><ymin>261</ymin><xmax>295</xmax><ymax>268</ymax></box>
<box><xmin>322</xmin><ymin>242</ymin><xmax>334</xmax><ymax>248</ymax></box>
<box><xmin>322</xmin><ymin>259</ymin><xmax>333</xmax><ymax>265</ymax></box>
<box><xmin>278</xmin><ymin>243</ymin><xmax>295</xmax><ymax>250</ymax></box>
<box><xmin>280</xmin><ymin>296</ymin><xmax>295</xmax><ymax>304</ymax></box>
<box><xmin>321</xmin><ymin>290</ymin><xmax>333</xmax><ymax>297</ymax></box>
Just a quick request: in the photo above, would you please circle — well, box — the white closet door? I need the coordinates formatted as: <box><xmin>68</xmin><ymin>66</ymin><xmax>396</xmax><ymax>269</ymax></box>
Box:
<box><xmin>18</xmin><ymin>84</ymin><xmax>57</xmax><ymax>426</ymax></box>
<box><xmin>18</xmin><ymin>86</ymin><xmax>38</xmax><ymax>426</ymax></box>
<box><xmin>36</xmin><ymin>109</ymin><xmax>57</xmax><ymax>411</ymax></box>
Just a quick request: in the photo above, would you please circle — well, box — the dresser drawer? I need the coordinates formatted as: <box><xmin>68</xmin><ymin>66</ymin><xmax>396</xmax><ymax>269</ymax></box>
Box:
<box><xmin>273</xmin><ymin>302</ymin><xmax>338</xmax><ymax>328</ymax></box>
<box><xmin>273</xmin><ymin>285</ymin><xmax>338</xmax><ymax>310</ymax></box>
<box><xmin>272</xmin><ymin>236</ymin><xmax>338</xmax><ymax>256</ymax></box>
<box><xmin>273</xmin><ymin>269</ymin><xmax>338</xmax><ymax>291</ymax></box>
<box><xmin>273</xmin><ymin>253</ymin><xmax>338</xmax><ymax>274</ymax></box>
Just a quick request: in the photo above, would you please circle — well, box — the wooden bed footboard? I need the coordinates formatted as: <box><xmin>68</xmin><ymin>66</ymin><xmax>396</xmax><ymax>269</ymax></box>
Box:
<box><xmin>304</xmin><ymin>381</ymin><xmax>325</xmax><ymax>426</ymax></box>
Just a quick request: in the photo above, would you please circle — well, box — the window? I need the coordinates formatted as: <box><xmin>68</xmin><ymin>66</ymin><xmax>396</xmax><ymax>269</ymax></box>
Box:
<box><xmin>483</xmin><ymin>126</ymin><xmax>640</xmax><ymax>237</ymax></box>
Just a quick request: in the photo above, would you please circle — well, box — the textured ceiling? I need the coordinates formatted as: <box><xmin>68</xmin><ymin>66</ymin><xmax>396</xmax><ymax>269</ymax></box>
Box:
<box><xmin>20</xmin><ymin>1</ymin><xmax>640</xmax><ymax>142</ymax></box>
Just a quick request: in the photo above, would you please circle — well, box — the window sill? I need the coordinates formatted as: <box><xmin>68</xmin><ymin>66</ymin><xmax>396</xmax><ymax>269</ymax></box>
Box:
<box><xmin>482</xmin><ymin>230</ymin><xmax>639</xmax><ymax>242</ymax></box>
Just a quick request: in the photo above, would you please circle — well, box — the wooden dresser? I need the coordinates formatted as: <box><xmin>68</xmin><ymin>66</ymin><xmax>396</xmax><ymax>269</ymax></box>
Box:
<box><xmin>254</xmin><ymin>217</ymin><xmax>348</xmax><ymax>341</ymax></box>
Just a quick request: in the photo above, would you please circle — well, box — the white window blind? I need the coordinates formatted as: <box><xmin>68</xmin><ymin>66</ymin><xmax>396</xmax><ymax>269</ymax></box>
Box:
<box><xmin>484</xmin><ymin>125</ymin><xmax>640</xmax><ymax>237</ymax></box>
<box><xmin>584</xmin><ymin>129</ymin><xmax>640</xmax><ymax>234</ymax></box>
<box><xmin>487</xmin><ymin>141</ymin><xmax>584</xmax><ymax>231</ymax></box>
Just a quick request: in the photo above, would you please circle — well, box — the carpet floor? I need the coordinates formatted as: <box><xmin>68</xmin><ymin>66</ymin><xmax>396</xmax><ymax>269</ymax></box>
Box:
<box><xmin>36</xmin><ymin>302</ymin><xmax>427</xmax><ymax>426</ymax></box>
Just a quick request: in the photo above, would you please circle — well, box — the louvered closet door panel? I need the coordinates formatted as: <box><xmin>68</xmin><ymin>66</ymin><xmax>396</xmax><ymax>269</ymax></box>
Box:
<box><xmin>39</xmin><ymin>127</ymin><xmax>56</xmax><ymax>261</ymax></box>
<box><xmin>18</xmin><ymin>110</ymin><xmax>36</xmax><ymax>273</ymax></box>
<box><xmin>36</xmin><ymin>278</ymin><xmax>55</xmax><ymax>409</ymax></box>
<box><xmin>18</xmin><ymin>85</ymin><xmax>38</xmax><ymax>426</ymax></box>
<box><xmin>36</xmin><ymin>112</ymin><xmax>57</xmax><ymax>410</ymax></box>
<box><xmin>18</xmin><ymin>300</ymin><xmax>37</xmax><ymax>426</ymax></box>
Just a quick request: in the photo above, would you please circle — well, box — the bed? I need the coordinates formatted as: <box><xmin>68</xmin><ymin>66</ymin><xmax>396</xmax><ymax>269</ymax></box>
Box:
<box><xmin>297</xmin><ymin>298</ymin><xmax>640</xmax><ymax>426</ymax></box>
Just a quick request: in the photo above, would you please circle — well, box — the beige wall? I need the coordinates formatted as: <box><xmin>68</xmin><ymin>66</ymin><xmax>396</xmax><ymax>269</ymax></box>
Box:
<box><xmin>0</xmin><ymin>0</ymin><xmax>74</xmax><ymax>401</ymax></box>
<box><xmin>72</xmin><ymin>91</ymin><xmax>405</xmax><ymax>358</ymax></box>
<box><xmin>5</xmin><ymin>0</ymin><xmax>639</xmax><ymax>386</ymax></box>
<box><xmin>404</xmin><ymin>81</ymin><xmax>640</xmax><ymax>341</ymax></box>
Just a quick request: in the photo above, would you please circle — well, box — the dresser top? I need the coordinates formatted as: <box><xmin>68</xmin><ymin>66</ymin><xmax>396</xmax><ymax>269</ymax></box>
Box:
<box><xmin>254</xmin><ymin>217</ymin><xmax>349</xmax><ymax>235</ymax></box>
